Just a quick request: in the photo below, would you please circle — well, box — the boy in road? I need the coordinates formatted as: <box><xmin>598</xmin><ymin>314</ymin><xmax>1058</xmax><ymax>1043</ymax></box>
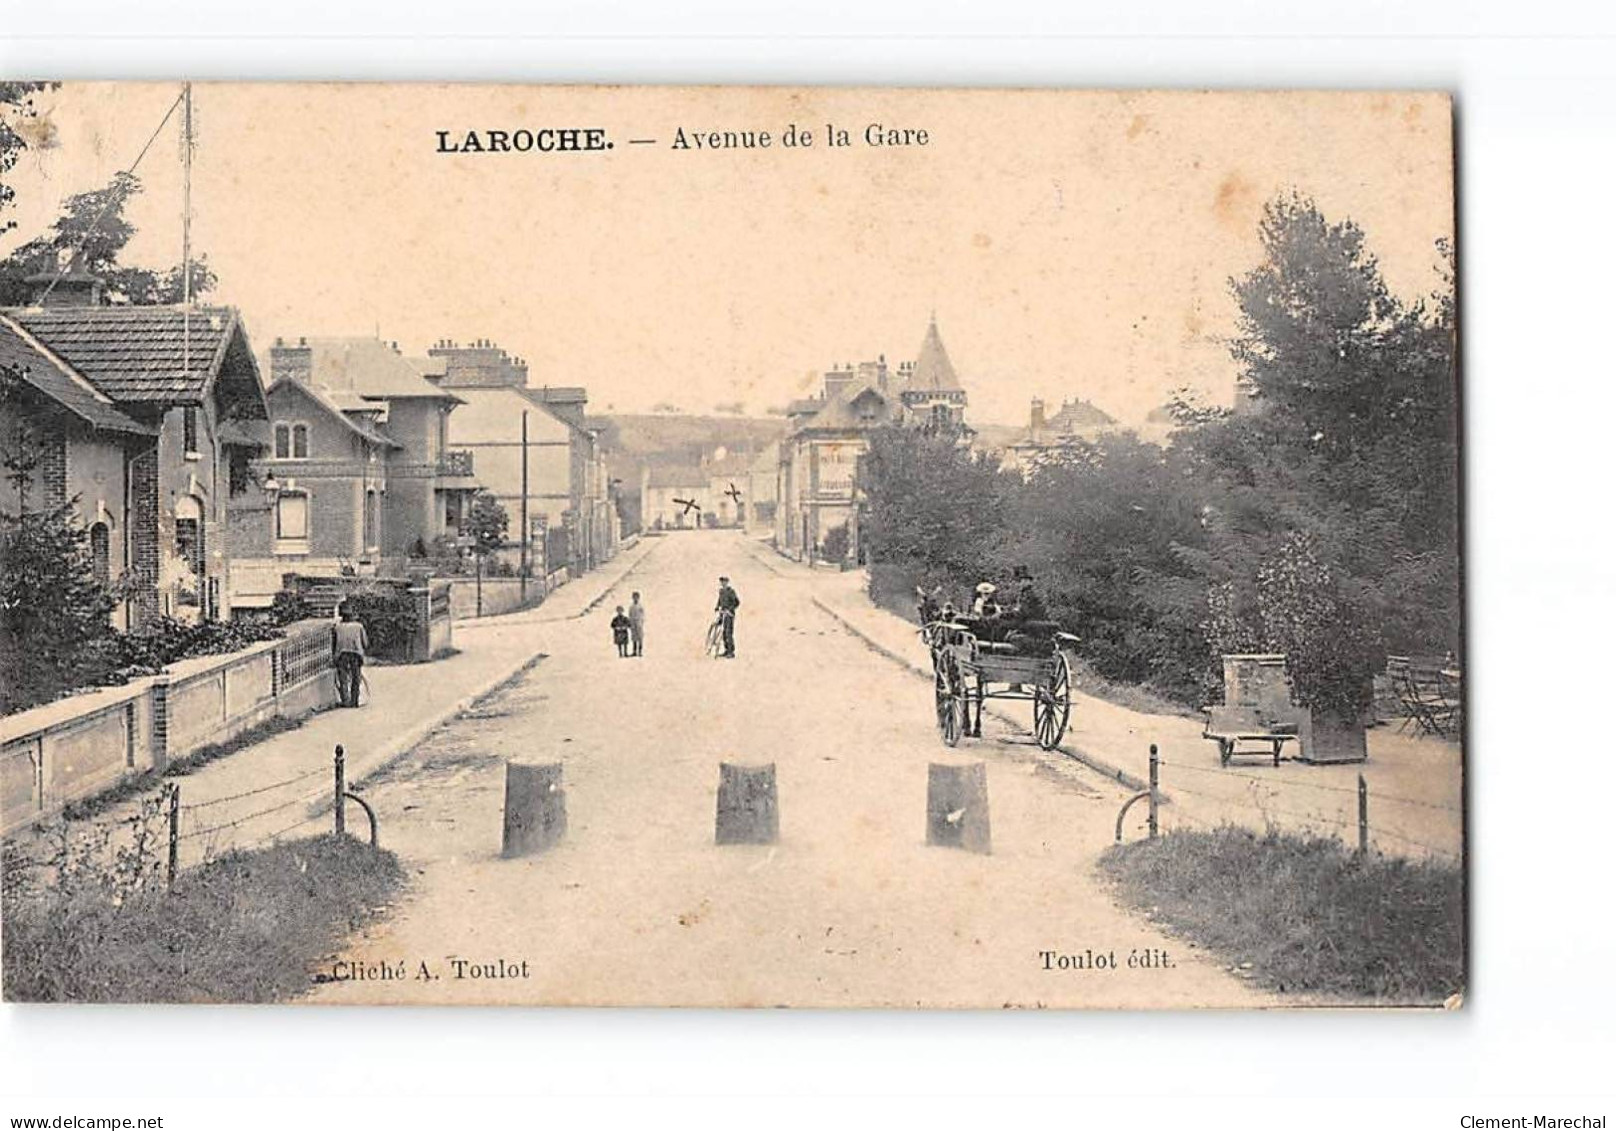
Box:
<box><xmin>715</xmin><ymin>576</ymin><xmax>740</xmax><ymax>658</ymax></box>
<box><xmin>610</xmin><ymin>606</ymin><xmax>632</xmax><ymax>658</ymax></box>
<box><xmin>628</xmin><ymin>591</ymin><xmax>646</xmax><ymax>657</ymax></box>
<box><xmin>332</xmin><ymin>603</ymin><xmax>369</xmax><ymax>707</ymax></box>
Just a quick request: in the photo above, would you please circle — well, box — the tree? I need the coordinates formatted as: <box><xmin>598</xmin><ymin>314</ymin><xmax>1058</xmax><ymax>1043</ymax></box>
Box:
<box><xmin>0</xmin><ymin>172</ymin><xmax>217</xmax><ymax>306</ymax></box>
<box><xmin>1179</xmin><ymin>193</ymin><xmax>1459</xmax><ymax>713</ymax></box>
<box><xmin>1</xmin><ymin>83</ymin><xmax>57</xmax><ymax>237</ymax></box>
<box><xmin>1</xmin><ymin>502</ymin><xmax>119</xmax><ymax>714</ymax></box>
<box><xmin>464</xmin><ymin>492</ymin><xmax>509</xmax><ymax>557</ymax></box>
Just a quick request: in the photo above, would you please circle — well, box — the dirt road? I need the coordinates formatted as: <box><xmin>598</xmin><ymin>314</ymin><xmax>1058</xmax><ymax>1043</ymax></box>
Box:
<box><xmin>312</xmin><ymin>531</ymin><xmax>1270</xmax><ymax>1007</ymax></box>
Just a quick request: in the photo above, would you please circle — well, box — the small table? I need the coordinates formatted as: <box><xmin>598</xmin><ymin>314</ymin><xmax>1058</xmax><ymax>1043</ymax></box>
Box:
<box><xmin>1206</xmin><ymin>730</ymin><xmax>1298</xmax><ymax>767</ymax></box>
<box><xmin>1203</xmin><ymin>705</ymin><xmax>1302</xmax><ymax>767</ymax></box>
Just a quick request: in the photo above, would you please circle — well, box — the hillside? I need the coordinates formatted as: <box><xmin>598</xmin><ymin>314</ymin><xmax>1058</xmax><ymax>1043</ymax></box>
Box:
<box><xmin>593</xmin><ymin>413</ymin><xmax>789</xmax><ymax>479</ymax></box>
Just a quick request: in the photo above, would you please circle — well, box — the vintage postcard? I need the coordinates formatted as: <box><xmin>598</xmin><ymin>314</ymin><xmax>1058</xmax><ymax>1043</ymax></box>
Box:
<box><xmin>0</xmin><ymin>83</ymin><xmax>1461</xmax><ymax>1008</ymax></box>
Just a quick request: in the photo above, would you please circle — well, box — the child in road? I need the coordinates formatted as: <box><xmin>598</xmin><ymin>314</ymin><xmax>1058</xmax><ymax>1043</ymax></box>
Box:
<box><xmin>610</xmin><ymin>606</ymin><xmax>632</xmax><ymax>658</ymax></box>
<box><xmin>628</xmin><ymin>591</ymin><xmax>646</xmax><ymax>657</ymax></box>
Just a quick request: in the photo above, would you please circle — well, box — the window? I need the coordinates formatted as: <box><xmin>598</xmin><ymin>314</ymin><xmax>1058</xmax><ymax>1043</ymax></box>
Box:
<box><xmin>89</xmin><ymin>522</ymin><xmax>110</xmax><ymax>587</ymax></box>
<box><xmin>174</xmin><ymin>516</ymin><xmax>203</xmax><ymax>606</ymax></box>
<box><xmin>273</xmin><ymin>422</ymin><xmax>310</xmax><ymax>460</ymax></box>
<box><xmin>363</xmin><ymin>488</ymin><xmax>378</xmax><ymax>550</ymax></box>
<box><xmin>276</xmin><ymin>491</ymin><xmax>309</xmax><ymax>542</ymax></box>
<box><xmin>182</xmin><ymin>406</ymin><xmax>199</xmax><ymax>455</ymax></box>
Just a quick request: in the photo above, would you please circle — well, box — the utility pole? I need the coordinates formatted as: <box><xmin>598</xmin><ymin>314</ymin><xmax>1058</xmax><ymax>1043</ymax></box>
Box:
<box><xmin>181</xmin><ymin>82</ymin><xmax>193</xmax><ymax>310</ymax></box>
<box><xmin>181</xmin><ymin>82</ymin><xmax>194</xmax><ymax>372</ymax></box>
<box><xmin>520</xmin><ymin>410</ymin><xmax>530</xmax><ymax>599</ymax></box>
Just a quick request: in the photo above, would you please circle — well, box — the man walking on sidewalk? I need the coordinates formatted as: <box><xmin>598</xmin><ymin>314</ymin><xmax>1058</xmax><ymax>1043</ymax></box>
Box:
<box><xmin>628</xmin><ymin>591</ymin><xmax>646</xmax><ymax>657</ymax></box>
<box><xmin>332</xmin><ymin>603</ymin><xmax>370</xmax><ymax>707</ymax></box>
<box><xmin>715</xmin><ymin>576</ymin><xmax>740</xmax><ymax>659</ymax></box>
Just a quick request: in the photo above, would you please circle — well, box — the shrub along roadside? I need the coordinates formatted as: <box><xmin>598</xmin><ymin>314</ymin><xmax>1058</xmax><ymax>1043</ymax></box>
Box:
<box><xmin>1099</xmin><ymin>826</ymin><xmax>1464</xmax><ymax>1003</ymax></box>
<box><xmin>2</xmin><ymin>834</ymin><xmax>405</xmax><ymax>1003</ymax></box>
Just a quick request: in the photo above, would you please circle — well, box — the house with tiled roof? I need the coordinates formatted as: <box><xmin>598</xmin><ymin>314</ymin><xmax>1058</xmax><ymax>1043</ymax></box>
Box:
<box><xmin>640</xmin><ymin>461</ymin><xmax>711</xmax><ymax>530</ymax></box>
<box><xmin>226</xmin><ymin>337</ymin><xmax>484</xmax><ymax>608</ymax></box>
<box><xmin>775</xmin><ymin>317</ymin><xmax>972</xmax><ymax>563</ymax></box>
<box><xmin>1000</xmin><ymin>395</ymin><xmax>1120</xmax><ymax>476</ymax></box>
<box><xmin>0</xmin><ymin>316</ymin><xmax>159</xmax><ymax>630</ymax></box>
<box><xmin>422</xmin><ymin>338</ymin><xmax>615</xmax><ymax>576</ymax></box>
<box><xmin>2</xmin><ymin>272</ymin><xmax>270</xmax><ymax>625</ymax></box>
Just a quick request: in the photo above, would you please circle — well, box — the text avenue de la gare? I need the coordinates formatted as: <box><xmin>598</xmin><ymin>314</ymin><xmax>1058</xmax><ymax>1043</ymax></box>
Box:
<box><xmin>434</xmin><ymin>123</ymin><xmax>930</xmax><ymax>154</ymax></box>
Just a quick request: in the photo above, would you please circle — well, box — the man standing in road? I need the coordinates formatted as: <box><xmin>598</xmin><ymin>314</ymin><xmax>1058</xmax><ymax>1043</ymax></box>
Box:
<box><xmin>332</xmin><ymin>603</ymin><xmax>370</xmax><ymax>708</ymax></box>
<box><xmin>715</xmin><ymin>575</ymin><xmax>740</xmax><ymax>659</ymax></box>
<box><xmin>628</xmin><ymin>591</ymin><xmax>646</xmax><ymax>657</ymax></box>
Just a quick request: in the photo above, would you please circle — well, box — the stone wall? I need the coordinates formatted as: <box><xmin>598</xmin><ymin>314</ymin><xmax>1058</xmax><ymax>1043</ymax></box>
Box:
<box><xmin>0</xmin><ymin>619</ymin><xmax>338</xmax><ymax>837</ymax></box>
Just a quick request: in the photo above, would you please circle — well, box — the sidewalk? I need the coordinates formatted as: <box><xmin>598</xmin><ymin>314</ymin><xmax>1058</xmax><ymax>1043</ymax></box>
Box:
<box><xmin>17</xmin><ymin>538</ymin><xmax>662</xmax><ymax>870</ymax></box>
<box><xmin>756</xmin><ymin>543</ymin><xmax>1463</xmax><ymax>863</ymax></box>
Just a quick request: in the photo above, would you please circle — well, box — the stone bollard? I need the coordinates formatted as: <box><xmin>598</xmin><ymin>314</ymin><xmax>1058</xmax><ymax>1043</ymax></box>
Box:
<box><xmin>502</xmin><ymin>762</ymin><xmax>567</xmax><ymax>858</ymax></box>
<box><xmin>927</xmin><ymin>762</ymin><xmax>991</xmax><ymax>854</ymax></box>
<box><xmin>715</xmin><ymin>762</ymin><xmax>778</xmax><ymax>845</ymax></box>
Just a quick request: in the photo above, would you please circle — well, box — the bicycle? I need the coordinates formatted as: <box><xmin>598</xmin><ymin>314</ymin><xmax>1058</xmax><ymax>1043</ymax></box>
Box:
<box><xmin>705</xmin><ymin>609</ymin><xmax>733</xmax><ymax>658</ymax></box>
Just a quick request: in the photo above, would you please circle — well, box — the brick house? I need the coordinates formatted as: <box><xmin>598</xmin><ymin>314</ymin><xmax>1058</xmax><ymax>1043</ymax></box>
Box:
<box><xmin>2</xmin><ymin>273</ymin><xmax>271</xmax><ymax>625</ymax></box>
<box><xmin>227</xmin><ymin>337</ymin><xmax>481</xmax><ymax>609</ymax></box>
<box><xmin>0</xmin><ymin>316</ymin><xmax>159</xmax><ymax>630</ymax></box>
<box><xmin>425</xmin><ymin>338</ymin><xmax>615</xmax><ymax>576</ymax></box>
<box><xmin>776</xmin><ymin>317</ymin><xmax>972</xmax><ymax>562</ymax></box>
<box><xmin>999</xmin><ymin>396</ymin><xmax>1118</xmax><ymax>477</ymax></box>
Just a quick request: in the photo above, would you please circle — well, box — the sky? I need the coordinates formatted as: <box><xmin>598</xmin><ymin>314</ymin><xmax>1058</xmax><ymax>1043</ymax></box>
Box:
<box><xmin>0</xmin><ymin>84</ymin><xmax>1453</xmax><ymax>426</ymax></box>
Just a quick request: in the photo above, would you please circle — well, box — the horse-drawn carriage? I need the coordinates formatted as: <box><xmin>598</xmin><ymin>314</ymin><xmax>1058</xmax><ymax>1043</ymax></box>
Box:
<box><xmin>923</xmin><ymin>615</ymin><xmax>1079</xmax><ymax>751</ymax></box>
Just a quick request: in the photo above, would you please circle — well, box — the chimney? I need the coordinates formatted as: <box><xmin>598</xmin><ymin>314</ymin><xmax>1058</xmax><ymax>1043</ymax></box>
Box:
<box><xmin>24</xmin><ymin>256</ymin><xmax>106</xmax><ymax>308</ymax></box>
<box><xmin>270</xmin><ymin>338</ymin><xmax>315</xmax><ymax>385</ymax></box>
<box><xmin>823</xmin><ymin>364</ymin><xmax>854</xmax><ymax>401</ymax></box>
<box><xmin>1031</xmin><ymin>397</ymin><xmax>1046</xmax><ymax>435</ymax></box>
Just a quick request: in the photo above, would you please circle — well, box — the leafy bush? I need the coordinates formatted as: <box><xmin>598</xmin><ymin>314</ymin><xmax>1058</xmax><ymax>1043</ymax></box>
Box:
<box><xmin>820</xmin><ymin>522</ymin><xmax>850</xmax><ymax>563</ymax></box>
<box><xmin>101</xmin><ymin>617</ymin><xmax>284</xmax><ymax>682</ymax></box>
<box><xmin>3</xmin><ymin>830</ymin><xmax>405</xmax><ymax>1003</ymax></box>
<box><xmin>0</xmin><ymin>501</ymin><xmax>119</xmax><ymax>713</ymax></box>
<box><xmin>342</xmin><ymin>584</ymin><xmax>420</xmax><ymax>661</ymax></box>
<box><xmin>1101</xmin><ymin>826</ymin><xmax>1464</xmax><ymax>1002</ymax></box>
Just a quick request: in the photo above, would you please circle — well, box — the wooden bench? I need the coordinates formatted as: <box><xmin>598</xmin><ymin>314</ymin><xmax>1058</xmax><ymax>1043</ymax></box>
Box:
<box><xmin>1203</xmin><ymin>705</ymin><xmax>1302</xmax><ymax>767</ymax></box>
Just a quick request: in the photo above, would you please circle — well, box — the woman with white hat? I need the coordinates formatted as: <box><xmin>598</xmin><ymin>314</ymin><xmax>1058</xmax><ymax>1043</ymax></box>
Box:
<box><xmin>971</xmin><ymin>581</ymin><xmax>1001</xmax><ymax>618</ymax></box>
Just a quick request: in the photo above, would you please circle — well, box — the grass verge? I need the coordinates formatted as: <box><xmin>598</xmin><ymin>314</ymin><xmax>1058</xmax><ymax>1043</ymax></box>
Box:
<box><xmin>3</xmin><ymin>834</ymin><xmax>405</xmax><ymax>1003</ymax></box>
<box><xmin>58</xmin><ymin>710</ymin><xmax>317</xmax><ymax>823</ymax></box>
<box><xmin>1099</xmin><ymin>826</ymin><xmax>1464</xmax><ymax>1003</ymax></box>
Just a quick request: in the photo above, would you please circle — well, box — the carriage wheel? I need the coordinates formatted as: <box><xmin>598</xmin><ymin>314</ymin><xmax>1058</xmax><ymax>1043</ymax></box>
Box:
<box><xmin>935</xmin><ymin>654</ymin><xmax>965</xmax><ymax>747</ymax></box>
<box><xmin>1033</xmin><ymin>650</ymin><xmax>1072</xmax><ymax>751</ymax></box>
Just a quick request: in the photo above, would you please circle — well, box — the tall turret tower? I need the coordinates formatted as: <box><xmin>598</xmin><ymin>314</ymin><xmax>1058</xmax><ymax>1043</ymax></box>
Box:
<box><xmin>898</xmin><ymin>315</ymin><xmax>969</xmax><ymax>433</ymax></box>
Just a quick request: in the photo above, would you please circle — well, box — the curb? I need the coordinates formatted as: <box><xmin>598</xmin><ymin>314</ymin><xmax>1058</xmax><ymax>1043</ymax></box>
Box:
<box><xmin>304</xmin><ymin>542</ymin><xmax>664</xmax><ymax>819</ymax></box>
<box><xmin>340</xmin><ymin>651</ymin><xmax>550</xmax><ymax>793</ymax></box>
<box><xmin>810</xmin><ymin>594</ymin><xmax>1155</xmax><ymax>796</ymax></box>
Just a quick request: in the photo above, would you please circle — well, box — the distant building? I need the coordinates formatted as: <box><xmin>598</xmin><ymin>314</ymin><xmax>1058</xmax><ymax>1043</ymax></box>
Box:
<box><xmin>776</xmin><ymin>316</ymin><xmax>971</xmax><ymax>562</ymax></box>
<box><xmin>744</xmin><ymin>441</ymin><xmax>780</xmax><ymax>535</ymax></box>
<box><xmin>227</xmin><ymin>336</ymin><xmax>481</xmax><ymax>608</ymax></box>
<box><xmin>1000</xmin><ymin>395</ymin><xmax>1118</xmax><ymax>475</ymax></box>
<box><xmin>3</xmin><ymin>272</ymin><xmax>271</xmax><ymax>626</ymax></box>
<box><xmin>426</xmin><ymin>338</ymin><xmax>614</xmax><ymax>575</ymax></box>
<box><xmin>640</xmin><ymin>463</ymin><xmax>711</xmax><ymax>530</ymax></box>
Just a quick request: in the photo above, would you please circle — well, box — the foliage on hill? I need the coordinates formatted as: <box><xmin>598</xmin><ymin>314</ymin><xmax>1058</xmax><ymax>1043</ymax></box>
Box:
<box><xmin>859</xmin><ymin>192</ymin><xmax>1459</xmax><ymax>712</ymax></box>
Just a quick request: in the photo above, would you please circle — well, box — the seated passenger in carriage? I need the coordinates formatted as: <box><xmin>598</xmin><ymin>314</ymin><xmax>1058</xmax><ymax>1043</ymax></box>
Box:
<box><xmin>1005</xmin><ymin>565</ymin><xmax>1046</xmax><ymax>623</ymax></box>
<box><xmin>971</xmin><ymin>581</ymin><xmax>1002</xmax><ymax>619</ymax></box>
